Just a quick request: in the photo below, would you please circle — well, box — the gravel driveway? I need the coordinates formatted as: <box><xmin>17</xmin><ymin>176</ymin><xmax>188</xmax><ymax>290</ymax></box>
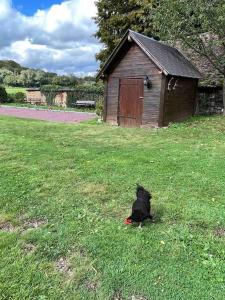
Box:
<box><xmin>0</xmin><ymin>106</ymin><xmax>96</xmax><ymax>123</ymax></box>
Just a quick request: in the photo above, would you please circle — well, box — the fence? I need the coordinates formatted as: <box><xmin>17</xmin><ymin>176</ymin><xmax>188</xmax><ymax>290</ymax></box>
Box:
<box><xmin>195</xmin><ymin>86</ymin><xmax>223</xmax><ymax>115</ymax></box>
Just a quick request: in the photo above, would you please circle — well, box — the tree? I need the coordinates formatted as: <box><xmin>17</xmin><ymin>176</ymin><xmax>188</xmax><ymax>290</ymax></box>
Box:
<box><xmin>0</xmin><ymin>86</ymin><xmax>8</xmax><ymax>103</ymax></box>
<box><xmin>19</xmin><ymin>69</ymin><xmax>37</xmax><ymax>86</ymax></box>
<box><xmin>0</xmin><ymin>69</ymin><xmax>13</xmax><ymax>84</ymax></box>
<box><xmin>154</xmin><ymin>0</ymin><xmax>225</xmax><ymax>103</ymax></box>
<box><xmin>3</xmin><ymin>74</ymin><xmax>16</xmax><ymax>86</ymax></box>
<box><xmin>52</xmin><ymin>75</ymin><xmax>70</xmax><ymax>86</ymax></box>
<box><xmin>94</xmin><ymin>0</ymin><xmax>158</xmax><ymax>65</ymax></box>
<box><xmin>35</xmin><ymin>70</ymin><xmax>48</xmax><ymax>86</ymax></box>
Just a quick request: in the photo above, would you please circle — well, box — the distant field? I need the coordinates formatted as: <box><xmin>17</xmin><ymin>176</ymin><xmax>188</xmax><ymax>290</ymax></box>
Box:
<box><xmin>5</xmin><ymin>87</ymin><xmax>26</xmax><ymax>94</ymax></box>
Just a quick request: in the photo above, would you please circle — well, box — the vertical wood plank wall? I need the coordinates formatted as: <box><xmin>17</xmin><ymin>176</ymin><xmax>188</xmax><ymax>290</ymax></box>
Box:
<box><xmin>163</xmin><ymin>77</ymin><xmax>198</xmax><ymax>125</ymax></box>
<box><xmin>106</xmin><ymin>43</ymin><xmax>162</xmax><ymax>126</ymax></box>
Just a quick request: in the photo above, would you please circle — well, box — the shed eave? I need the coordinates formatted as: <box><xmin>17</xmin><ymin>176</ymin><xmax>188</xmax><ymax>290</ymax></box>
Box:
<box><xmin>96</xmin><ymin>30</ymin><xmax>131</xmax><ymax>80</ymax></box>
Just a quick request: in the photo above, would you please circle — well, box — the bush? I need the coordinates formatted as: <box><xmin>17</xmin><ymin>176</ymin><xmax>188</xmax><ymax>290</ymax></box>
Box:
<box><xmin>96</xmin><ymin>98</ymin><xmax>104</xmax><ymax>119</ymax></box>
<box><xmin>0</xmin><ymin>86</ymin><xmax>8</xmax><ymax>103</ymax></box>
<box><xmin>13</xmin><ymin>92</ymin><xmax>26</xmax><ymax>103</ymax></box>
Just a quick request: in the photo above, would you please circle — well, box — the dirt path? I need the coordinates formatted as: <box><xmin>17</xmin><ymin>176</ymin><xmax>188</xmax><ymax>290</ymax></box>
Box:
<box><xmin>0</xmin><ymin>106</ymin><xmax>96</xmax><ymax>123</ymax></box>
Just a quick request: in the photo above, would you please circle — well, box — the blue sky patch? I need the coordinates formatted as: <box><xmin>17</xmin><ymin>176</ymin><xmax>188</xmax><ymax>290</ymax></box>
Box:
<box><xmin>12</xmin><ymin>0</ymin><xmax>63</xmax><ymax>16</ymax></box>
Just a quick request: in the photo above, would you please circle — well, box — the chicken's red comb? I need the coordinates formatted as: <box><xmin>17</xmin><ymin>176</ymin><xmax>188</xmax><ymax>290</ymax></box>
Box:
<box><xmin>124</xmin><ymin>218</ymin><xmax>132</xmax><ymax>225</ymax></box>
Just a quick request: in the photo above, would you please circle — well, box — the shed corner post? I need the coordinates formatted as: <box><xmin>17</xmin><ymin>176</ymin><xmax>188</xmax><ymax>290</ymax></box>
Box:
<box><xmin>194</xmin><ymin>79</ymin><xmax>199</xmax><ymax>115</ymax></box>
<box><xmin>158</xmin><ymin>74</ymin><xmax>167</xmax><ymax>127</ymax></box>
<box><xmin>103</xmin><ymin>79</ymin><xmax>108</xmax><ymax>122</ymax></box>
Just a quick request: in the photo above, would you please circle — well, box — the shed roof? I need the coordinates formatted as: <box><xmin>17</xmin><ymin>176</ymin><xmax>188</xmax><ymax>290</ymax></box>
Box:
<box><xmin>97</xmin><ymin>30</ymin><xmax>201</xmax><ymax>80</ymax></box>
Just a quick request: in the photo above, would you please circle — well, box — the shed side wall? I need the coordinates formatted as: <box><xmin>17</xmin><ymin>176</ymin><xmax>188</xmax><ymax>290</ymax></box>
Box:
<box><xmin>163</xmin><ymin>77</ymin><xmax>198</xmax><ymax>125</ymax></box>
<box><xmin>106</xmin><ymin>43</ymin><xmax>162</xmax><ymax>126</ymax></box>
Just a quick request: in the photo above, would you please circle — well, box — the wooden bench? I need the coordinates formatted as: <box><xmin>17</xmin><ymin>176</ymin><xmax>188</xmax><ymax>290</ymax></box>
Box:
<box><xmin>75</xmin><ymin>100</ymin><xmax>96</xmax><ymax>108</ymax></box>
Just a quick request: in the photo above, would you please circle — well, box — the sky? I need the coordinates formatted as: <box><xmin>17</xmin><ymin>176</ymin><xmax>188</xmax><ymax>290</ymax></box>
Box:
<box><xmin>0</xmin><ymin>0</ymin><xmax>101</xmax><ymax>76</ymax></box>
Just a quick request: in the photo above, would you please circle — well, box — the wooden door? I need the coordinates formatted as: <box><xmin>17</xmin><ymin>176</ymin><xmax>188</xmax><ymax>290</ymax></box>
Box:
<box><xmin>118</xmin><ymin>79</ymin><xmax>143</xmax><ymax>127</ymax></box>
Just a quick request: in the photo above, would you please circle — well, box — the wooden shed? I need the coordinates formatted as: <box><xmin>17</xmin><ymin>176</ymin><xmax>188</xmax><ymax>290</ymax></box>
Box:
<box><xmin>97</xmin><ymin>30</ymin><xmax>201</xmax><ymax>127</ymax></box>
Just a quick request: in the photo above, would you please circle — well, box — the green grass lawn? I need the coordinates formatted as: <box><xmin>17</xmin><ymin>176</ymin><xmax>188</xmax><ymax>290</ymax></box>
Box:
<box><xmin>0</xmin><ymin>115</ymin><xmax>224</xmax><ymax>300</ymax></box>
<box><xmin>5</xmin><ymin>86</ymin><xmax>26</xmax><ymax>94</ymax></box>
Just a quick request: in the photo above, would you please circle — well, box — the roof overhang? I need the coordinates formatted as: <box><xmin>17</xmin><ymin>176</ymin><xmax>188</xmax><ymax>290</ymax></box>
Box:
<box><xmin>96</xmin><ymin>30</ymin><xmax>131</xmax><ymax>80</ymax></box>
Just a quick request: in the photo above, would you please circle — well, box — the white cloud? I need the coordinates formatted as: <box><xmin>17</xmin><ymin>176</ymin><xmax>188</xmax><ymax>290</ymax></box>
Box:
<box><xmin>0</xmin><ymin>0</ymin><xmax>100</xmax><ymax>75</ymax></box>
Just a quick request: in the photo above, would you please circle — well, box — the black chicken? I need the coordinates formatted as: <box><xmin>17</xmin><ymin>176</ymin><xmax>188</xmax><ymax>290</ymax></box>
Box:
<box><xmin>125</xmin><ymin>184</ymin><xmax>153</xmax><ymax>228</ymax></box>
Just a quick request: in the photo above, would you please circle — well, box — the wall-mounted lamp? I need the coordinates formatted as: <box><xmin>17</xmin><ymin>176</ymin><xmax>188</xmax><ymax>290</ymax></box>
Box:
<box><xmin>144</xmin><ymin>75</ymin><xmax>152</xmax><ymax>89</ymax></box>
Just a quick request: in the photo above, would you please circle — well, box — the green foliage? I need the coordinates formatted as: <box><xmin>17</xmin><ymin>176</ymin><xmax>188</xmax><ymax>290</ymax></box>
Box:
<box><xmin>95</xmin><ymin>97</ymin><xmax>104</xmax><ymax>118</ymax></box>
<box><xmin>0</xmin><ymin>86</ymin><xmax>8</xmax><ymax>103</ymax></box>
<box><xmin>66</xmin><ymin>91</ymin><xmax>76</xmax><ymax>107</ymax></box>
<box><xmin>52</xmin><ymin>74</ymin><xmax>79</xmax><ymax>86</ymax></box>
<box><xmin>13</xmin><ymin>92</ymin><xmax>26</xmax><ymax>103</ymax></box>
<box><xmin>40</xmin><ymin>84</ymin><xmax>61</xmax><ymax>92</ymax></box>
<box><xmin>0</xmin><ymin>69</ymin><xmax>13</xmax><ymax>84</ymax></box>
<box><xmin>0</xmin><ymin>60</ymin><xmax>97</xmax><ymax>88</ymax></box>
<box><xmin>40</xmin><ymin>85</ymin><xmax>61</xmax><ymax>106</ymax></box>
<box><xmin>94</xmin><ymin>0</ymin><xmax>158</xmax><ymax>64</ymax></box>
<box><xmin>0</xmin><ymin>116</ymin><xmax>225</xmax><ymax>299</ymax></box>
<box><xmin>154</xmin><ymin>0</ymin><xmax>225</xmax><ymax>77</ymax></box>
<box><xmin>76</xmin><ymin>82</ymin><xmax>104</xmax><ymax>94</ymax></box>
